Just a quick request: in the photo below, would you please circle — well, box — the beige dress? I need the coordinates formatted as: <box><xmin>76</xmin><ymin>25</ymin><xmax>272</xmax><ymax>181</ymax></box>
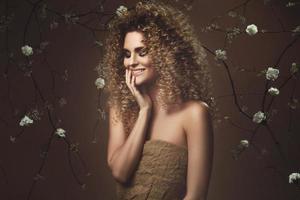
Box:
<box><xmin>116</xmin><ymin>139</ymin><xmax>188</xmax><ymax>200</ymax></box>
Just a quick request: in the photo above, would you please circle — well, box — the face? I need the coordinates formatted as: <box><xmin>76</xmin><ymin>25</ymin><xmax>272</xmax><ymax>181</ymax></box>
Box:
<box><xmin>123</xmin><ymin>31</ymin><xmax>157</xmax><ymax>87</ymax></box>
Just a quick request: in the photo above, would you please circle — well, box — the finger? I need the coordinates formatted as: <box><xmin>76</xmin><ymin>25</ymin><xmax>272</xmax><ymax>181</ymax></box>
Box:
<box><xmin>127</xmin><ymin>69</ymin><xmax>130</xmax><ymax>84</ymax></box>
<box><xmin>126</xmin><ymin>69</ymin><xmax>131</xmax><ymax>87</ymax></box>
<box><xmin>133</xmin><ymin>75</ymin><xmax>136</xmax><ymax>86</ymax></box>
<box><xmin>132</xmin><ymin>75</ymin><xmax>143</xmax><ymax>97</ymax></box>
<box><xmin>125</xmin><ymin>69</ymin><xmax>133</xmax><ymax>94</ymax></box>
<box><xmin>132</xmin><ymin>75</ymin><xmax>137</xmax><ymax>90</ymax></box>
<box><xmin>125</xmin><ymin>68</ymin><xmax>128</xmax><ymax>85</ymax></box>
<box><xmin>129</xmin><ymin>70</ymin><xmax>133</xmax><ymax>85</ymax></box>
<box><xmin>131</xmin><ymin>73</ymin><xmax>138</xmax><ymax>91</ymax></box>
<box><xmin>128</xmin><ymin>70</ymin><xmax>135</xmax><ymax>95</ymax></box>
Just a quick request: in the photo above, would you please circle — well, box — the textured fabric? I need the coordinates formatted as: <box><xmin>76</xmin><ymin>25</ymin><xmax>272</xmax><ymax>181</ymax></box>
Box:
<box><xmin>116</xmin><ymin>139</ymin><xmax>188</xmax><ymax>200</ymax></box>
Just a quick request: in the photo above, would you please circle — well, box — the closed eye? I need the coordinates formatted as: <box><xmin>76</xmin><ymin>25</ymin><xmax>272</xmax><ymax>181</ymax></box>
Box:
<box><xmin>122</xmin><ymin>50</ymin><xmax>130</xmax><ymax>58</ymax></box>
<box><xmin>122</xmin><ymin>47</ymin><xmax>148</xmax><ymax>58</ymax></box>
<box><xmin>139</xmin><ymin>48</ymin><xmax>148</xmax><ymax>56</ymax></box>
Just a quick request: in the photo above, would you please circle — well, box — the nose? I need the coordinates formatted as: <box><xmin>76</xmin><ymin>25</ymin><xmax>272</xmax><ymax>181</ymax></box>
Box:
<box><xmin>128</xmin><ymin>53</ymin><xmax>138</xmax><ymax>67</ymax></box>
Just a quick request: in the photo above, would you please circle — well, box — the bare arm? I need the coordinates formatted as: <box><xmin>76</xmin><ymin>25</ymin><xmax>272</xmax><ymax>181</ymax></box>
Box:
<box><xmin>183</xmin><ymin>102</ymin><xmax>214</xmax><ymax>200</ymax></box>
<box><xmin>107</xmin><ymin>65</ymin><xmax>153</xmax><ymax>183</ymax></box>
<box><xmin>107</xmin><ymin>106</ymin><xmax>152</xmax><ymax>183</ymax></box>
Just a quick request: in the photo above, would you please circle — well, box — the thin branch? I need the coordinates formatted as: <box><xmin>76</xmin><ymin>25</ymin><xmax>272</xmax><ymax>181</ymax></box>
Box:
<box><xmin>202</xmin><ymin>44</ymin><xmax>252</xmax><ymax>120</ymax></box>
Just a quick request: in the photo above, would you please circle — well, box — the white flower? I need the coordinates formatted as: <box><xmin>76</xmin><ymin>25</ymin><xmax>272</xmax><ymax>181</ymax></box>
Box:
<box><xmin>292</xmin><ymin>25</ymin><xmax>300</xmax><ymax>36</ymax></box>
<box><xmin>291</xmin><ymin>62</ymin><xmax>299</xmax><ymax>74</ymax></box>
<box><xmin>50</xmin><ymin>21</ymin><xmax>59</xmax><ymax>30</ymax></box>
<box><xmin>245</xmin><ymin>24</ymin><xmax>258</xmax><ymax>36</ymax></box>
<box><xmin>95</xmin><ymin>77</ymin><xmax>105</xmax><ymax>89</ymax></box>
<box><xmin>293</xmin><ymin>26</ymin><xmax>300</xmax><ymax>32</ymax></box>
<box><xmin>10</xmin><ymin>136</ymin><xmax>16</xmax><ymax>143</ymax></box>
<box><xmin>288</xmin><ymin>98</ymin><xmax>298</xmax><ymax>110</ymax></box>
<box><xmin>215</xmin><ymin>49</ymin><xmax>227</xmax><ymax>60</ymax></box>
<box><xmin>116</xmin><ymin>5</ymin><xmax>128</xmax><ymax>17</ymax></box>
<box><xmin>19</xmin><ymin>115</ymin><xmax>33</xmax><ymax>126</ymax></box>
<box><xmin>59</xmin><ymin>97</ymin><xmax>67</xmax><ymax>107</ymax></box>
<box><xmin>240</xmin><ymin>140</ymin><xmax>249</xmax><ymax>148</ymax></box>
<box><xmin>55</xmin><ymin>128</ymin><xmax>66</xmax><ymax>138</ymax></box>
<box><xmin>265</xmin><ymin>67</ymin><xmax>279</xmax><ymax>81</ymax></box>
<box><xmin>94</xmin><ymin>40</ymin><xmax>103</xmax><ymax>47</ymax></box>
<box><xmin>224</xmin><ymin>116</ymin><xmax>230</xmax><ymax>120</ymax></box>
<box><xmin>268</xmin><ymin>87</ymin><xmax>280</xmax><ymax>96</ymax></box>
<box><xmin>228</xmin><ymin>11</ymin><xmax>237</xmax><ymax>18</ymax></box>
<box><xmin>289</xmin><ymin>173</ymin><xmax>300</xmax><ymax>184</ymax></box>
<box><xmin>21</xmin><ymin>45</ymin><xmax>33</xmax><ymax>56</ymax></box>
<box><xmin>252</xmin><ymin>111</ymin><xmax>266</xmax><ymax>123</ymax></box>
<box><xmin>286</xmin><ymin>2</ymin><xmax>296</xmax><ymax>7</ymax></box>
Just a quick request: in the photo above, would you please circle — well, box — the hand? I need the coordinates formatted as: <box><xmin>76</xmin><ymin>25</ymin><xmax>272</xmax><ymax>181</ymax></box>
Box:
<box><xmin>125</xmin><ymin>68</ymin><xmax>153</xmax><ymax>110</ymax></box>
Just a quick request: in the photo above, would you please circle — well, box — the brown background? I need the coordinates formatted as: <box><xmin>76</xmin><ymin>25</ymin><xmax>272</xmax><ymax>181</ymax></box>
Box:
<box><xmin>0</xmin><ymin>0</ymin><xmax>299</xmax><ymax>199</ymax></box>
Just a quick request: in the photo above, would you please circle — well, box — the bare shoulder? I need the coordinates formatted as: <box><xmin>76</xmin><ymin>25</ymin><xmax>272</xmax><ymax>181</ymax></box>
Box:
<box><xmin>183</xmin><ymin>100</ymin><xmax>210</xmax><ymax>116</ymax></box>
<box><xmin>181</xmin><ymin>100</ymin><xmax>211</xmax><ymax>132</ymax></box>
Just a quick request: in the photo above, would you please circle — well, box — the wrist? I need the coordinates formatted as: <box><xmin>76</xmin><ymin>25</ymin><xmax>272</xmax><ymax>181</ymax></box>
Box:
<box><xmin>139</xmin><ymin>107</ymin><xmax>152</xmax><ymax>117</ymax></box>
<box><xmin>139</xmin><ymin>106</ymin><xmax>152</xmax><ymax>112</ymax></box>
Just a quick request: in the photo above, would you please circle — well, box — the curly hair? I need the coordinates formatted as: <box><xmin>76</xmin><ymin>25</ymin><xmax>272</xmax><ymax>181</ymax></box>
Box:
<box><xmin>101</xmin><ymin>0</ymin><xmax>217</xmax><ymax>136</ymax></box>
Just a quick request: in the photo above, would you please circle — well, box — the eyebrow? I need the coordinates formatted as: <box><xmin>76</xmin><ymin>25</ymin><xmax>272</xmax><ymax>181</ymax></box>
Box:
<box><xmin>123</xmin><ymin>46</ymin><xmax>145</xmax><ymax>52</ymax></box>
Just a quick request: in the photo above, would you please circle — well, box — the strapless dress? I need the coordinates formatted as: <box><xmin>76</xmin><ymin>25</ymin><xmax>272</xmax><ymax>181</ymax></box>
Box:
<box><xmin>115</xmin><ymin>139</ymin><xmax>188</xmax><ymax>200</ymax></box>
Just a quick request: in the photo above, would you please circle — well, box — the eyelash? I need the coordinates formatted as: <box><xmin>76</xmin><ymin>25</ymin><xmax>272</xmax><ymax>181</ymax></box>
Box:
<box><xmin>139</xmin><ymin>50</ymin><xmax>148</xmax><ymax>56</ymax></box>
<box><xmin>123</xmin><ymin>50</ymin><xmax>148</xmax><ymax>58</ymax></box>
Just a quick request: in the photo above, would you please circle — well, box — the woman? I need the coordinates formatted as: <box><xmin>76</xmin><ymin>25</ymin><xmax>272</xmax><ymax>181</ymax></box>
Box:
<box><xmin>101</xmin><ymin>1</ymin><xmax>216</xmax><ymax>199</ymax></box>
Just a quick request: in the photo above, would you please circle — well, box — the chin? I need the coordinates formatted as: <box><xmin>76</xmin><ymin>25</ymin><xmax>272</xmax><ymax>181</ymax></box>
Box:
<box><xmin>132</xmin><ymin>69</ymin><xmax>157</xmax><ymax>87</ymax></box>
<box><xmin>134</xmin><ymin>76</ymin><xmax>146</xmax><ymax>85</ymax></box>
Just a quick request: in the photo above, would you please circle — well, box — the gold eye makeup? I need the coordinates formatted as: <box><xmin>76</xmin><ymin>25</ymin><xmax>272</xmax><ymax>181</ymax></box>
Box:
<box><xmin>122</xmin><ymin>47</ymin><xmax>148</xmax><ymax>58</ymax></box>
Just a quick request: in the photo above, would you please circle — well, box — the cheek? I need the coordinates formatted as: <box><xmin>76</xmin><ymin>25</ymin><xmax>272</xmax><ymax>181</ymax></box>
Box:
<box><xmin>145</xmin><ymin>65</ymin><xmax>157</xmax><ymax>78</ymax></box>
<box><xmin>149</xmin><ymin>68</ymin><xmax>157</xmax><ymax>77</ymax></box>
<box><xmin>140</xmin><ymin>57</ymin><xmax>152</xmax><ymax>67</ymax></box>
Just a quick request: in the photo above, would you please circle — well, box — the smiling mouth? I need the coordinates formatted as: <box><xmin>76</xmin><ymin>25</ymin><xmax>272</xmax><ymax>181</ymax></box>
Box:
<box><xmin>132</xmin><ymin>69</ymin><xmax>146</xmax><ymax>76</ymax></box>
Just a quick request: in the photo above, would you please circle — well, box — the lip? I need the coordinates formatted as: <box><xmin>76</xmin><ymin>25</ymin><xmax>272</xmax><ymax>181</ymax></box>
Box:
<box><xmin>131</xmin><ymin>68</ymin><xmax>146</xmax><ymax>71</ymax></box>
<box><xmin>132</xmin><ymin>69</ymin><xmax>146</xmax><ymax>77</ymax></box>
